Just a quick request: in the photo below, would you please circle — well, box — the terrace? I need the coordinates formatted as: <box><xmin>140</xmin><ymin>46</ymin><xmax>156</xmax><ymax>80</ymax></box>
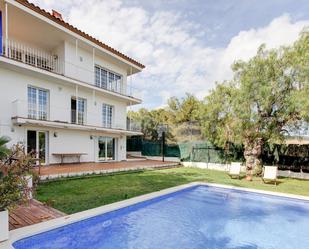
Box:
<box><xmin>36</xmin><ymin>159</ymin><xmax>180</xmax><ymax>180</ymax></box>
<box><xmin>1</xmin><ymin>38</ymin><xmax>142</xmax><ymax>102</ymax></box>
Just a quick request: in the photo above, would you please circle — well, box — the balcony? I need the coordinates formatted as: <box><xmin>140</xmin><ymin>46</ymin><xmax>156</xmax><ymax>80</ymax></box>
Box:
<box><xmin>1</xmin><ymin>38</ymin><xmax>142</xmax><ymax>101</ymax></box>
<box><xmin>127</xmin><ymin>119</ymin><xmax>142</xmax><ymax>133</ymax></box>
<box><xmin>1</xmin><ymin>38</ymin><xmax>64</xmax><ymax>75</ymax></box>
<box><xmin>11</xmin><ymin>100</ymin><xmax>142</xmax><ymax>135</ymax></box>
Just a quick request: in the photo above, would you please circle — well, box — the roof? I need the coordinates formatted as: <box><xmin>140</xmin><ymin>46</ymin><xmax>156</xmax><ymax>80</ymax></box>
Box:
<box><xmin>14</xmin><ymin>0</ymin><xmax>145</xmax><ymax>69</ymax></box>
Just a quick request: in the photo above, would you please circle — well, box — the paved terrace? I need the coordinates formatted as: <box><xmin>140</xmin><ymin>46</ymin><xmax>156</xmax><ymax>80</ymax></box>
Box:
<box><xmin>37</xmin><ymin>159</ymin><xmax>180</xmax><ymax>180</ymax></box>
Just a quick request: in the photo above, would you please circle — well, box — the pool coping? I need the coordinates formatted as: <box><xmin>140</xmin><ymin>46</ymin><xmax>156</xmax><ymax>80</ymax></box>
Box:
<box><xmin>1</xmin><ymin>182</ymin><xmax>309</xmax><ymax>249</ymax></box>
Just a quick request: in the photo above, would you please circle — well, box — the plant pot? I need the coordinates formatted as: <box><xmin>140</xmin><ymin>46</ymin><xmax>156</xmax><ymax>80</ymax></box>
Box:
<box><xmin>246</xmin><ymin>175</ymin><xmax>253</xmax><ymax>181</ymax></box>
<box><xmin>0</xmin><ymin>210</ymin><xmax>9</xmax><ymax>242</ymax></box>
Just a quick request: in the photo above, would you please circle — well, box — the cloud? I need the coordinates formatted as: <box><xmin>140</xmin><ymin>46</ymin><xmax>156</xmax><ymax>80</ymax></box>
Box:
<box><xmin>214</xmin><ymin>14</ymin><xmax>309</xmax><ymax>87</ymax></box>
<box><xmin>31</xmin><ymin>1</ymin><xmax>309</xmax><ymax>108</ymax></box>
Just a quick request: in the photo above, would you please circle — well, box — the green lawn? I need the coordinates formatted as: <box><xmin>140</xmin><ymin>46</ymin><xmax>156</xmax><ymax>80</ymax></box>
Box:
<box><xmin>36</xmin><ymin>167</ymin><xmax>309</xmax><ymax>214</ymax></box>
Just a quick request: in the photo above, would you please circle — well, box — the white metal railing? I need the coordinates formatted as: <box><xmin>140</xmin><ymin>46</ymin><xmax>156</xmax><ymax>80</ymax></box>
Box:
<box><xmin>2</xmin><ymin>38</ymin><xmax>64</xmax><ymax>74</ymax></box>
<box><xmin>126</xmin><ymin>119</ymin><xmax>142</xmax><ymax>132</ymax></box>
<box><xmin>12</xmin><ymin>99</ymin><xmax>48</xmax><ymax>121</ymax></box>
<box><xmin>2</xmin><ymin>38</ymin><xmax>143</xmax><ymax>100</ymax></box>
<box><xmin>11</xmin><ymin>99</ymin><xmax>135</xmax><ymax>131</ymax></box>
<box><xmin>71</xmin><ymin>109</ymin><xmax>86</xmax><ymax>125</ymax></box>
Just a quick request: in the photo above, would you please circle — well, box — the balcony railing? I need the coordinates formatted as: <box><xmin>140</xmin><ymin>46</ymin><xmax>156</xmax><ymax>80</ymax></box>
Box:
<box><xmin>71</xmin><ymin>109</ymin><xmax>86</xmax><ymax>125</ymax></box>
<box><xmin>2</xmin><ymin>38</ymin><xmax>142</xmax><ymax>100</ymax></box>
<box><xmin>12</xmin><ymin>100</ymin><xmax>141</xmax><ymax>133</ymax></box>
<box><xmin>2</xmin><ymin>38</ymin><xmax>64</xmax><ymax>74</ymax></box>
<box><xmin>127</xmin><ymin>119</ymin><xmax>142</xmax><ymax>132</ymax></box>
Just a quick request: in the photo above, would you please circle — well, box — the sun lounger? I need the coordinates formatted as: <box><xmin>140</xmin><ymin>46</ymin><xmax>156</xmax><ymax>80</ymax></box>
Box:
<box><xmin>262</xmin><ymin>166</ymin><xmax>278</xmax><ymax>185</ymax></box>
<box><xmin>228</xmin><ymin>162</ymin><xmax>241</xmax><ymax>179</ymax></box>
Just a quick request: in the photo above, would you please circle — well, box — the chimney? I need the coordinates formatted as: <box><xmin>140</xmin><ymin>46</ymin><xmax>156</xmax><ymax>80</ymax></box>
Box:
<box><xmin>52</xmin><ymin>10</ymin><xmax>63</xmax><ymax>21</ymax></box>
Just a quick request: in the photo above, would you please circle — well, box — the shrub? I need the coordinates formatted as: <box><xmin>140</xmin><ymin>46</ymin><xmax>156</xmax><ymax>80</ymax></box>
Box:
<box><xmin>0</xmin><ymin>144</ymin><xmax>36</xmax><ymax>211</ymax></box>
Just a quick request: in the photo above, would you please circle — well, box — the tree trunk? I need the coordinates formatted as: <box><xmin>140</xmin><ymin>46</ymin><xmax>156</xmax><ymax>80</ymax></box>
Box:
<box><xmin>243</xmin><ymin>138</ymin><xmax>264</xmax><ymax>180</ymax></box>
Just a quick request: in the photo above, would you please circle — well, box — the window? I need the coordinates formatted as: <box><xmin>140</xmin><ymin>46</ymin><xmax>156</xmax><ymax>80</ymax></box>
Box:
<box><xmin>71</xmin><ymin>97</ymin><xmax>86</xmax><ymax>125</ymax></box>
<box><xmin>27</xmin><ymin>86</ymin><xmax>48</xmax><ymax>120</ymax></box>
<box><xmin>102</xmin><ymin>104</ymin><xmax>113</xmax><ymax>128</ymax></box>
<box><xmin>95</xmin><ymin>66</ymin><xmax>101</xmax><ymax>87</ymax></box>
<box><xmin>101</xmin><ymin>69</ymin><xmax>108</xmax><ymax>89</ymax></box>
<box><xmin>77</xmin><ymin>98</ymin><xmax>86</xmax><ymax>125</ymax></box>
<box><xmin>95</xmin><ymin>66</ymin><xmax>122</xmax><ymax>93</ymax></box>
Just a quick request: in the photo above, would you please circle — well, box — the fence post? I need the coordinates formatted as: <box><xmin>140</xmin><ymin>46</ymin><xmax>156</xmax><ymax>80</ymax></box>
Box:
<box><xmin>162</xmin><ymin>131</ymin><xmax>165</xmax><ymax>162</ymax></box>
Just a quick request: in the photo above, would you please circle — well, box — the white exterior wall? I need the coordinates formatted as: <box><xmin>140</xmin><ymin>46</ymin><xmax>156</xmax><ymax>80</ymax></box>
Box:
<box><xmin>0</xmin><ymin>67</ymin><xmax>128</xmax><ymax>164</ymax></box>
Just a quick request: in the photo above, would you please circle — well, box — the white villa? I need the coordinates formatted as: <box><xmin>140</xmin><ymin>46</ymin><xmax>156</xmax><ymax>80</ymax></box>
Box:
<box><xmin>0</xmin><ymin>0</ymin><xmax>144</xmax><ymax>165</ymax></box>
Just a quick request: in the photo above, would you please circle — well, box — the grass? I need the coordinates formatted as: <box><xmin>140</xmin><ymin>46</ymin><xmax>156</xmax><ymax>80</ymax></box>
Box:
<box><xmin>36</xmin><ymin>167</ymin><xmax>309</xmax><ymax>214</ymax></box>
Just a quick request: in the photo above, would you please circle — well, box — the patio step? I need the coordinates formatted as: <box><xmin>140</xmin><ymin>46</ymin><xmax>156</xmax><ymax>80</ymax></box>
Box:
<box><xmin>126</xmin><ymin>158</ymin><xmax>147</xmax><ymax>162</ymax></box>
<box><xmin>39</xmin><ymin>162</ymin><xmax>180</xmax><ymax>181</ymax></box>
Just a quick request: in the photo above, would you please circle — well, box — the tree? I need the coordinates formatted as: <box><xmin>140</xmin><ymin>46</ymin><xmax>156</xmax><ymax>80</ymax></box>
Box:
<box><xmin>202</xmin><ymin>31</ymin><xmax>308</xmax><ymax>179</ymax></box>
<box><xmin>287</xmin><ymin>30</ymin><xmax>309</xmax><ymax>122</ymax></box>
<box><xmin>0</xmin><ymin>144</ymin><xmax>36</xmax><ymax>211</ymax></box>
<box><xmin>168</xmin><ymin>93</ymin><xmax>202</xmax><ymax>124</ymax></box>
<box><xmin>127</xmin><ymin>94</ymin><xmax>204</xmax><ymax>143</ymax></box>
<box><xmin>0</xmin><ymin>136</ymin><xmax>10</xmax><ymax>159</ymax></box>
<box><xmin>128</xmin><ymin>108</ymin><xmax>173</xmax><ymax>141</ymax></box>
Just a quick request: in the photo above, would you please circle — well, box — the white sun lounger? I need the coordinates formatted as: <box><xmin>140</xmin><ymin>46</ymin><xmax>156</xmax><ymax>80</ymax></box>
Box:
<box><xmin>262</xmin><ymin>166</ymin><xmax>278</xmax><ymax>185</ymax></box>
<box><xmin>228</xmin><ymin>162</ymin><xmax>241</xmax><ymax>179</ymax></box>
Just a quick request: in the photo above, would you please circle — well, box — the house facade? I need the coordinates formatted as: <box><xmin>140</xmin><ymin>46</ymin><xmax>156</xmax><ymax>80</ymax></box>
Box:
<box><xmin>0</xmin><ymin>0</ymin><xmax>144</xmax><ymax>164</ymax></box>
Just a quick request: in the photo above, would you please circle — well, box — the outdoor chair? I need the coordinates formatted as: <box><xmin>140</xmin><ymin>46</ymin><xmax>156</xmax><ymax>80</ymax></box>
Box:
<box><xmin>262</xmin><ymin>166</ymin><xmax>278</xmax><ymax>185</ymax></box>
<box><xmin>228</xmin><ymin>162</ymin><xmax>241</xmax><ymax>179</ymax></box>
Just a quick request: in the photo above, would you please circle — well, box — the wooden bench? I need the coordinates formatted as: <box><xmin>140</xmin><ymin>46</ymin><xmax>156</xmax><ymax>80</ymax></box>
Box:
<box><xmin>52</xmin><ymin>153</ymin><xmax>87</xmax><ymax>164</ymax></box>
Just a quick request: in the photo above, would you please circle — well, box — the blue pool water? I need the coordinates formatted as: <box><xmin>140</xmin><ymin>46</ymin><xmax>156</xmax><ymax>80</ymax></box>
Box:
<box><xmin>13</xmin><ymin>185</ymin><xmax>309</xmax><ymax>249</ymax></box>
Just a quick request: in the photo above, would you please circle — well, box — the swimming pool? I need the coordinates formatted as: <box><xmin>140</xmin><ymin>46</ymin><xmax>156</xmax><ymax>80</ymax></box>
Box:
<box><xmin>11</xmin><ymin>184</ymin><xmax>309</xmax><ymax>249</ymax></box>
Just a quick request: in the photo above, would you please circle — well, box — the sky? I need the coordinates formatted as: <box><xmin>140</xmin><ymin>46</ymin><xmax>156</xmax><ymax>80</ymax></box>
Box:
<box><xmin>30</xmin><ymin>0</ymin><xmax>309</xmax><ymax>109</ymax></box>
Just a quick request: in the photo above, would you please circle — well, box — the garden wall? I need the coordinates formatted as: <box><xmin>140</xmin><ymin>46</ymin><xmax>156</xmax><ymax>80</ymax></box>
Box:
<box><xmin>182</xmin><ymin>162</ymin><xmax>309</xmax><ymax>180</ymax></box>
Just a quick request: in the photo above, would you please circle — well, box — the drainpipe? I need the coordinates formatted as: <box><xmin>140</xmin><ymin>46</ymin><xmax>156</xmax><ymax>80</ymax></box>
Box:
<box><xmin>92</xmin><ymin>48</ymin><xmax>95</xmax><ymax>84</ymax></box>
<box><xmin>5</xmin><ymin>1</ymin><xmax>8</xmax><ymax>56</ymax></box>
<box><xmin>130</xmin><ymin>66</ymin><xmax>133</xmax><ymax>96</ymax></box>
<box><xmin>129</xmin><ymin>67</ymin><xmax>133</xmax><ymax>131</ymax></box>
<box><xmin>75</xmin><ymin>39</ymin><xmax>78</xmax><ymax>76</ymax></box>
<box><xmin>75</xmin><ymin>85</ymin><xmax>78</xmax><ymax>123</ymax></box>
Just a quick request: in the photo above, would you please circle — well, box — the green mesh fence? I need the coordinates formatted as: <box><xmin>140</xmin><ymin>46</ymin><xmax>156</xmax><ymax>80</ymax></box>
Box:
<box><xmin>141</xmin><ymin>141</ymin><xmax>180</xmax><ymax>157</ymax></box>
<box><xmin>141</xmin><ymin>141</ymin><xmax>161</xmax><ymax>156</ymax></box>
<box><xmin>179</xmin><ymin>141</ymin><xmax>230</xmax><ymax>163</ymax></box>
<box><xmin>128</xmin><ymin>138</ymin><xmax>231</xmax><ymax>160</ymax></box>
<box><xmin>127</xmin><ymin>136</ymin><xmax>143</xmax><ymax>151</ymax></box>
<box><xmin>127</xmin><ymin>137</ymin><xmax>180</xmax><ymax>157</ymax></box>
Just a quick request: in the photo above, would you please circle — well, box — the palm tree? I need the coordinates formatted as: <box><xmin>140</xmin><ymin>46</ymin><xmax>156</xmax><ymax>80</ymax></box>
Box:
<box><xmin>0</xmin><ymin>136</ymin><xmax>10</xmax><ymax>159</ymax></box>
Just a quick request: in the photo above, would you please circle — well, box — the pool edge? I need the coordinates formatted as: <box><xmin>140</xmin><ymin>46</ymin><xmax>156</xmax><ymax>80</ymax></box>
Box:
<box><xmin>1</xmin><ymin>182</ymin><xmax>309</xmax><ymax>249</ymax></box>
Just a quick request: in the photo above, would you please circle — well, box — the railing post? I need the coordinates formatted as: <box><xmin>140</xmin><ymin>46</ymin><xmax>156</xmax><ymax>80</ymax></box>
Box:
<box><xmin>75</xmin><ymin>85</ymin><xmax>79</xmax><ymax>124</ymax></box>
<box><xmin>92</xmin><ymin>48</ymin><xmax>95</xmax><ymax>84</ymax></box>
<box><xmin>5</xmin><ymin>2</ymin><xmax>8</xmax><ymax>56</ymax></box>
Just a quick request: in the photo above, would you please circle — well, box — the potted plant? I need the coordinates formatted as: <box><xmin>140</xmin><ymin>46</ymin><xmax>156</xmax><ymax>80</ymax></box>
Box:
<box><xmin>0</xmin><ymin>142</ymin><xmax>35</xmax><ymax>242</ymax></box>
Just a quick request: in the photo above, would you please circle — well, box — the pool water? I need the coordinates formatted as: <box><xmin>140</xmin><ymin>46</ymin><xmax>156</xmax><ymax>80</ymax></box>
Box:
<box><xmin>13</xmin><ymin>185</ymin><xmax>309</xmax><ymax>249</ymax></box>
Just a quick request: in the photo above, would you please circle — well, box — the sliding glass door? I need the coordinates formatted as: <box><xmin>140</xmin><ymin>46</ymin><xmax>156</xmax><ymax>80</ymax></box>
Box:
<box><xmin>27</xmin><ymin>130</ymin><xmax>48</xmax><ymax>164</ymax></box>
<box><xmin>98</xmin><ymin>136</ymin><xmax>115</xmax><ymax>161</ymax></box>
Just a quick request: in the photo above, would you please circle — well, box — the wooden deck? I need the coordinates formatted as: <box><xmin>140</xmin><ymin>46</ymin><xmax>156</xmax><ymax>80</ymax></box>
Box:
<box><xmin>37</xmin><ymin>159</ymin><xmax>179</xmax><ymax>179</ymax></box>
<box><xmin>9</xmin><ymin>199</ymin><xmax>65</xmax><ymax>230</ymax></box>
